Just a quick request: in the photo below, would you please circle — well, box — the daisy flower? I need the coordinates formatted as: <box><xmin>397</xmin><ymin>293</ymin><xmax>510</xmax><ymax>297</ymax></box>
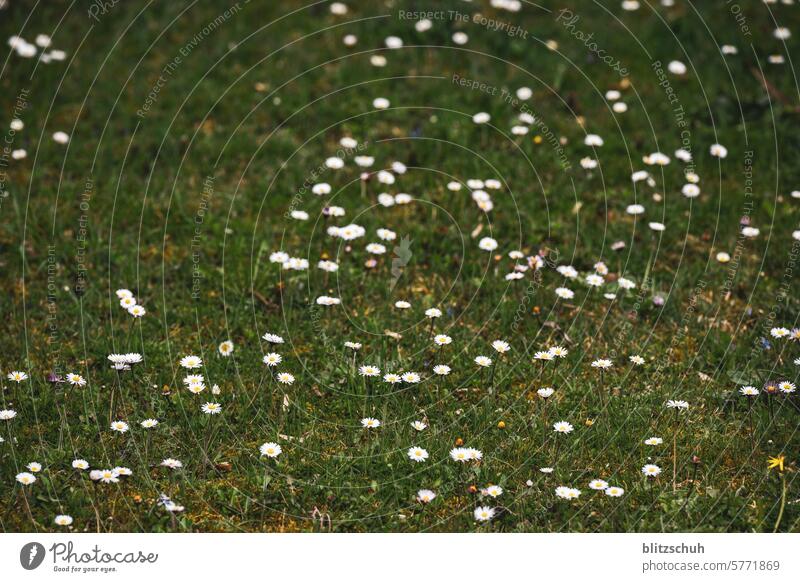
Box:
<box><xmin>120</xmin><ymin>296</ymin><xmax>137</xmax><ymax>308</ymax></box>
<box><xmin>140</xmin><ymin>418</ymin><xmax>159</xmax><ymax>429</ymax></box>
<box><xmin>586</xmin><ymin>274</ymin><xmax>604</xmax><ymax>287</ymax></box>
<box><xmin>263</xmin><ymin>353</ymin><xmax>282</xmax><ymax>366</ymax></box>
<box><xmin>642</xmin><ymin>464</ymin><xmax>662</xmax><ymax>477</ymax></box>
<box><xmin>467</xmin><ymin>448</ymin><xmax>483</xmax><ymax>460</ymax></box>
<box><xmin>709</xmin><ymin>143</ymin><xmax>728</xmax><ymax>158</ymax></box>
<box><xmin>383</xmin><ymin>373</ymin><xmax>402</xmax><ymax>384</ymax></box>
<box><xmin>739</xmin><ymin>386</ymin><xmax>759</xmax><ymax>397</ymax></box>
<box><xmin>589</xmin><ymin>479</ymin><xmax>609</xmax><ymax>490</ymax></box>
<box><xmin>72</xmin><ymin>459</ymin><xmax>89</xmax><ymax>470</ymax></box>
<box><xmin>411</xmin><ymin>420</ymin><xmax>427</xmax><ymax>431</ymax></box>
<box><xmin>179</xmin><ymin>355</ymin><xmax>202</xmax><ymax>369</ymax></box>
<box><xmin>96</xmin><ymin>469</ymin><xmax>120</xmax><ymax>484</ymax></box>
<box><xmin>7</xmin><ymin>371</ymin><xmax>28</xmax><ymax>382</ymax></box>
<box><xmin>260</xmin><ymin>442</ymin><xmax>282</xmax><ymax>458</ymax></box>
<box><xmin>434</xmin><ymin>334</ymin><xmax>452</xmax><ymax>346</ymax></box>
<box><xmin>478</xmin><ymin>237</ymin><xmax>498</xmax><ymax>251</ymax></box>
<box><xmin>402</xmin><ymin>372</ymin><xmax>421</xmax><ymax>383</ymax></box>
<box><xmin>584</xmin><ymin>134</ymin><xmax>604</xmax><ymax>147</ymax></box>
<box><xmin>433</xmin><ymin>365</ymin><xmax>451</xmax><ymax>376</ymax></box>
<box><xmin>557</xmin><ymin>265</ymin><xmax>579</xmax><ymax>279</ymax></box>
<box><xmin>450</xmin><ymin>447</ymin><xmax>470</xmax><ymax>462</ymax></box>
<box><xmin>359</xmin><ymin>365</ymin><xmax>381</xmax><ymax>377</ymax></box>
<box><xmin>276</xmin><ymin>372</ymin><xmax>295</xmax><ymax>384</ymax></box>
<box><xmin>629</xmin><ymin>355</ymin><xmax>645</xmax><ymax>365</ymax></box>
<box><xmin>417</xmin><ymin>489</ymin><xmax>436</xmax><ymax>503</ymax></box>
<box><xmin>161</xmin><ymin>458</ymin><xmax>183</xmax><ymax>469</ymax></box>
<box><xmin>555</xmin><ymin>486</ymin><xmax>581</xmax><ymax>500</ymax></box>
<box><xmin>201</xmin><ymin>402</ymin><xmax>222</xmax><ymax>414</ymax></box>
<box><xmin>666</xmin><ymin>400</ymin><xmax>689</xmax><ymax>410</ymax></box>
<box><xmin>66</xmin><ymin>373</ymin><xmax>86</xmax><ymax>386</ymax></box>
<box><xmin>605</xmin><ymin>486</ymin><xmax>625</xmax><ymax>497</ymax></box>
<box><xmin>269</xmin><ymin>251</ymin><xmax>289</xmax><ymax>264</ymax></box>
<box><xmin>218</xmin><ymin>341</ymin><xmax>234</xmax><ymax>356</ymax></box>
<box><xmin>591</xmin><ymin>359</ymin><xmax>613</xmax><ymax>369</ymax></box>
<box><xmin>0</xmin><ymin>409</ymin><xmax>17</xmax><ymax>420</ymax></box>
<box><xmin>553</xmin><ymin>421</ymin><xmax>574</xmax><ymax>434</ymax></box>
<box><xmin>644</xmin><ymin>437</ymin><xmax>663</xmax><ymax>446</ymax></box>
<box><xmin>407</xmin><ymin>447</ymin><xmax>429</xmax><ymax>462</ymax></box>
<box><xmin>110</xmin><ymin>420</ymin><xmax>129</xmax><ymax>433</ymax></box>
<box><xmin>54</xmin><ymin>515</ymin><xmax>74</xmax><ymax>526</ymax></box>
<box><xmin>376</xmin><ymin>228</ymin><xmax>396</xmax><ymax>241</ymax></box>
<box><xmin>474</xmin><ymin>356</ymin><xmax>492</xmax><ymax>367</ymax></box>
<box><xmin>394</xmin><ymin>300</ymin><xmax>411</xmax><ymax>309</ymax></box>
<box><xmin>452</xmin><ymin>31</ymin><xmax>469</xmax><ymax>45</ymax></box>
<box><xmin>778</xmin><ymin>381</ymin><xmax>796</xmax><ymax>394</ymax></box>
<box><xmin>425</xmin><ymin>308</ymin><xmax>442</xmax><ymax>318</ymax></box>
<box><xmin>27</xmin><ymin>462</ymin><xmax>42</xmax><ymax>472</ymax></box>
<box><xmin>16</xmin><ymin>472</ymin><xmax>36</xmax><ymax>485</ymax></box>
<box><xmin>344</xmin><ymin>341</ymin><xmax>362</xmax><ymax>350</ymax></box>
<box><xmin>484</xmin><ymin>485</ymin><xmax>503</xmax><ymax>498</ymax></box>
<box><xmin>537</xmin><ymin>387</ymin><xmax>554</xmax><ymax>399</ymax></box>
<box><xmin>548</xmin><ymin>346</ymin><xmax>568</xmax><ymax>358</ymax></box>
<box><xmin>555</xmin><ymin>287</ymin><xmax>574</xmax><ymax>299</ymax></box>
<box><xmin>127</xmin><ymin>305</ymin><xmax>146</xmax><ymax>317</ymax></box>
<box><xmin>361</xmin><ymin>417</ymin><xmax>381</xmax><ymax>429</ymax></box>
<box><xmin>492</xmin><ymin>340</ymin><xmax>510</xmax><ymax>354</ymax></box>
<box><xmin>262</xmin><ymin>333</ymin><xmax>285</xmax><ymax>344</ymax></box>
<box><xmin>534</xmin><ymin>351</ymin><xmax>554</xmax><ymax>361</ymax></box>
<box><xmin>473</xmin><ymin>506</ymin><xmax>496</xmax><ymax>522</ymax></box>
<box><xmin>318</xmin><ymin>260</ymin><xmax>339</xmax><ymax>272</ymax></box>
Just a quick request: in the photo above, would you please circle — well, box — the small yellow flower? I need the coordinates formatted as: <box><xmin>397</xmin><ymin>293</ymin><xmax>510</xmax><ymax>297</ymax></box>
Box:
<box><xmin>767</xmin><ymin>455</ymin><xmax>785</xmax><ymax>472</ymax></box>
<box><xmin>585</xmin><ymin>418</ymin><xmax>595</xmax><ymax>427</ymax></box>
<box><xmin>497</xmin><ymin>421</ymin><xmax>506</xmax><ymax>429</ymax></box>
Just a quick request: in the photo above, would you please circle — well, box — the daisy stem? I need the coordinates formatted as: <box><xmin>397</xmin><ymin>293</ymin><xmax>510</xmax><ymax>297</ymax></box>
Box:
<box><xmin>21</xmin><ymin>488</ymin><xmax>36</xmax><ymax>528</ymax></box>
<box><xmin>542</xmin><ymin>401</ymin><xmax>548</xmax><ymax>449</ymax></box>
<box><xmin>772</xmin><ymin>472</ymin><xmax>787</xmax><ymax>532</ymax></box>
<box><xmin>109</xmin><ymin>384</ymin><xmax>116</xmax><ymax>426</ymax></box>
<box><xmin>680</xmin><ymin>461</ymin><xmax>699</xmax><ymax>513</ymax></box>
<box><xmin>599</xmin><ymin>371</ymin><xmax>605</xmax><ymax>408</ymax></box>
<box><xmin>144</xmin><ymin>431</ymin><xmax>152</xmax><ymax>468</ymax></box>
<box><xmin>263</xmin><ymin>463</ymin><xmax>271</xmax><ymax>492</ymax></box>
<box><xmin>553</xmin><ymin>434</ymin><xmax>562</xmax><ymax>467</ymax></box>
<box><xmin>672</xmin><ymin>412</ymin><xmax>679</xmax><ymax>493</ymax></box>
<box><xmin>363</xmin><ymin>377</ymin><xmax>368</xmax><ymax>416</ymax></box>
<box><xmin>747</xmin><ymin>399</ymin><xmax>756</xmax><ymax>451</ymax></box>
<box><xmin>202</xmin><ymin>418</ymin><xmax>213</xmax><ymax>470</ymax></box>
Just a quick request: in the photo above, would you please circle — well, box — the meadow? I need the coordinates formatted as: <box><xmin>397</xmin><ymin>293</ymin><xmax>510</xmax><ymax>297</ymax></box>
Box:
<box><xmin>0</xmin><ymin>0</ymin><xmax>799</xmax><ymax>532</ymax></box>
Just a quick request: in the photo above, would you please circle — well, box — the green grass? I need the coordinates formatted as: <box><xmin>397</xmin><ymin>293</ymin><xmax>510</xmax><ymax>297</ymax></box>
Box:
<box><xmin>0</xmin><ymin>0</ymin><xmax>799</xmax><ymax>532</ymax></box>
